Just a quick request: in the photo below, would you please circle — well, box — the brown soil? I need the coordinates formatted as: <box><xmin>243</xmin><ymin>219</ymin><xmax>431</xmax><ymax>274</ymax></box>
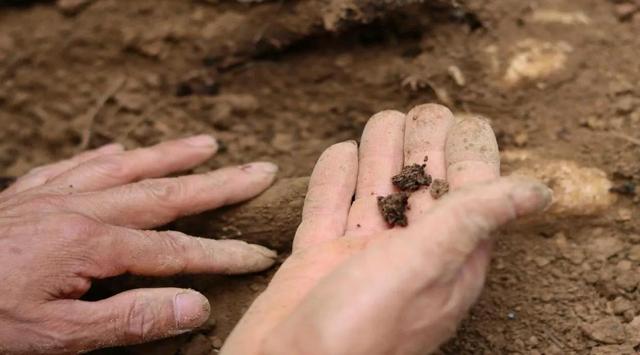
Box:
<box><xmin>430</xmin><ymin>178</ymin><xmax>450</xmax><ymax>199</ymax></box>
<box><xmin>378</xmin><ymin>192</ymin><xmax>411</xmax><ymax>227</ymax></box>
<box><xmin>2</xmin><ymin>0</ymin><xmax>640</xmax><ymax>354</ymax></box>
<box><xmin>392</xmin><ymin>163</ymin><xmax>433</xmax><ymax>191</ymax></box>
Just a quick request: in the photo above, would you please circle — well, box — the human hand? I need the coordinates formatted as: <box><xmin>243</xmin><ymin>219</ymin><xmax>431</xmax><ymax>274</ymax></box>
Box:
<box><xmin>0</xmin><ymin>135</ymin><xmax>279</xmax><ymax>354</ymax></box>
<box><xmin>221</xmin><ymin>104</ymin><xmax>552</xmax><ymax>355</ymax></box>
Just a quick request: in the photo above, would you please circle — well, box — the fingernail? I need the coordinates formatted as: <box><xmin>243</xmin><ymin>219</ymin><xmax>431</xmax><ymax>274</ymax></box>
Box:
<box><xmin>174</xmin><ymin>291</ymin><xmax>210</xmax><ymax>330</ymax></box>
<box><xmin>513</xmin><ymin>181</ymin><xmax>554</xmax><ymax>211</ymax></box>
<box><xmin>529</xmin><ymin>183</ymin><xmax>553</xmax><ymax>209</ymax></box>
<box><xmin>248</xmin><ymin>243</ymin><xmax>278</xmax><ymax>259</ymax></box>
<box><xmin>242</xmin><ymin>162</ymin><xmax>279</xmax><ymax>175</ymax></box>
<box><xmin>184</xmin><ymin>134</ymin><xmax>218</xmax><ymax>148</ymax></box>
<box><xmin>540</xmin><ymin>185</ymin><xmax>554</xmax><ymax>211</ymax></box>
<box><xmin>345</xmin><ymin>139</ymin><xmax>358</xmax><ymax>146</ymax></box>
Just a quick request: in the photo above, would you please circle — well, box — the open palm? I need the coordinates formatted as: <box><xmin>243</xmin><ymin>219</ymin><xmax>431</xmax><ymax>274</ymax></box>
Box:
<box><xmin>222</xmin><ymin>104</ymin><xmax>551</xmax><ymax>355</ymax></box>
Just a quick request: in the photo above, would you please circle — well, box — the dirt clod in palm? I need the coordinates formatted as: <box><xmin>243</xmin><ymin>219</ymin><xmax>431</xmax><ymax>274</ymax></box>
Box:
<box><xmin>392</xmin><ymin>163</ymin><xmax>432</xmax><ymax>191</ymax></box>
<box><xmin>430</xmin><ymin>179</ymin><xmax>450</xmax><ymax>199</ymax></box>
<box><xmin>377</xmin><ymin>192</ymin><xmax>410</xmax><ymax>227</ymax></box>
<box><xmin>382</xmin><ymin>162</ymin><xmax>440</xmax><ymax>226</ymax></box>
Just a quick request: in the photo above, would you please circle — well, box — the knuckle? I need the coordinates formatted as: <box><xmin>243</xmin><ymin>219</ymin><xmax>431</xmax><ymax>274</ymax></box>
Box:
<box><xmin>163</xmin><ymin>232</ymin><xmax>191</xmax><ymax>254</ymax></box>
<box><xmin>156</xmin><ymin>231</ymin><xmax>190</xmax><ymax>271</ymax></box>
<box><xmin>142</xmin><ymin>179</ymin><xmax>187</xmax><ymax>205</ymax></box>
<box><xmin>22</xmin><ymin>213</ymin><xmax>103</xmax><ymax>273</ymax></box>
<box><xmin>56</xmin><ymin>213</ymin><xmax>102</xmax><ymax>242</ymax></box>
<box><xmin>302</xmin><ymin>192</ymin><xmax>328</xmax><ymax>216</ymax></box>
<box><xmin>89</xmin><ymin>155</ymin><xmax>129</xmax><ymax>180</ymax></box>
<box><xmin>204</xmin><ymin>170</ymin><xmax>230</xmax><ymax>186</ymax></box>
<box><xmin>121</xmin><ymin>295</ymin><xmax>157</xmax><ymax>343</ymax></box>
<box><xmin>19</xmin><ymin>193</ymin><xmax>68</xmax><ymax>212</ymax></box>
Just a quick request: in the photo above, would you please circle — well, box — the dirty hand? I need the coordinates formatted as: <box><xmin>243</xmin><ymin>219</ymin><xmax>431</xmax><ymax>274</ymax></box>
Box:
<box><xmin>222</xmin><ymin>105</ymin><xmax>552</xmax><ymax>355</ymax></box>
<box><xmin>0</xmin><ymin>135</ymin><xmax>279</xmax><ymax>354</ymax></box>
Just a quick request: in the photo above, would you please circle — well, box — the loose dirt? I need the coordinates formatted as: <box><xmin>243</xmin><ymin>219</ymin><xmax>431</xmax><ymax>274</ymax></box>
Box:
<box><xmin>383</xmin><ymin>162</ymin><xmax>439</xmax><ymax>226</ymax></box>
<box><xmin>392</xmin><ymin>163</ymin><xmax>433</xmax><ymax>191</ymax></box>
<box><xmin>430</xmin><ymin>178</ymin><xmax>450</xmax><ymax>199</ymax></box>
<box><xmin>1</xmin><ymin>0</ymin><xmax>640</xmax><ymax>354</ymax></box>
<box><xmin>378</xmin><ymin>192</ymin><xmax>411</xmax><ymax>227</ymax></box>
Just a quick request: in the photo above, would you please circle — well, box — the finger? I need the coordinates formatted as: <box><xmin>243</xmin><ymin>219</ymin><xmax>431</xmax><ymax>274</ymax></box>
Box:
<box><xmin>47</xmin><ymin>135</ymin><xmax>218</xmax><ymax>192</ymax></box>
<box><xmin>262</xmin><ymin>178</ymin><xmax>552</xmax><ymax>355</ymax></box>
<box><xmin>293</xmin><ymin>141</ymin><xmax>358</xmax><ymax>251</ymax></box>
<box><xmin>446</xmin><ymin>115</ymin><xmax>500</xmax><ymax>190</ymax></box>
<box><xmin>403</xmin><ymin>104</ymin><xmax>455</xmax><ymax>219</ymax></box>
<box><xmin>1</xmin><ymin>143</ymin><xmax>124</xmax><ymax>196</ymax></box>
<box><xmin>70</xmin><ymin>162</ymin><xmax>278</xmax><ymax>229</ymax></box>
<box><xmin>405</xmin><ymin>177</ymin><xmax>552</xmax><ymax>277</ymax></box>
<box><xmin>88</xmin><ymin>228</ymin><xmax>277</xmax><ymax>279</ymax></box>
<box><xmin>49</xmin><ymin>288</ymin><xmax>211</xmax><ymax>352</ymax></box>
<box><xmin>346</xmin><ymin>110</ymin><xmax>405</xmax><ymax>235</ymax></box>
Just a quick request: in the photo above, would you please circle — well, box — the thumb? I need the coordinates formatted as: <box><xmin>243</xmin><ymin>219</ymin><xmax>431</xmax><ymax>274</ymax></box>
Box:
<box><xmin>406</xmin><ymin>176</ymin><xmax>552</xmax><ymax>280</ymax></box>
<box><xmin>48</xmin><ymin>288</ymin><xmax>210</xmax><ymax>353</ymax></box>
